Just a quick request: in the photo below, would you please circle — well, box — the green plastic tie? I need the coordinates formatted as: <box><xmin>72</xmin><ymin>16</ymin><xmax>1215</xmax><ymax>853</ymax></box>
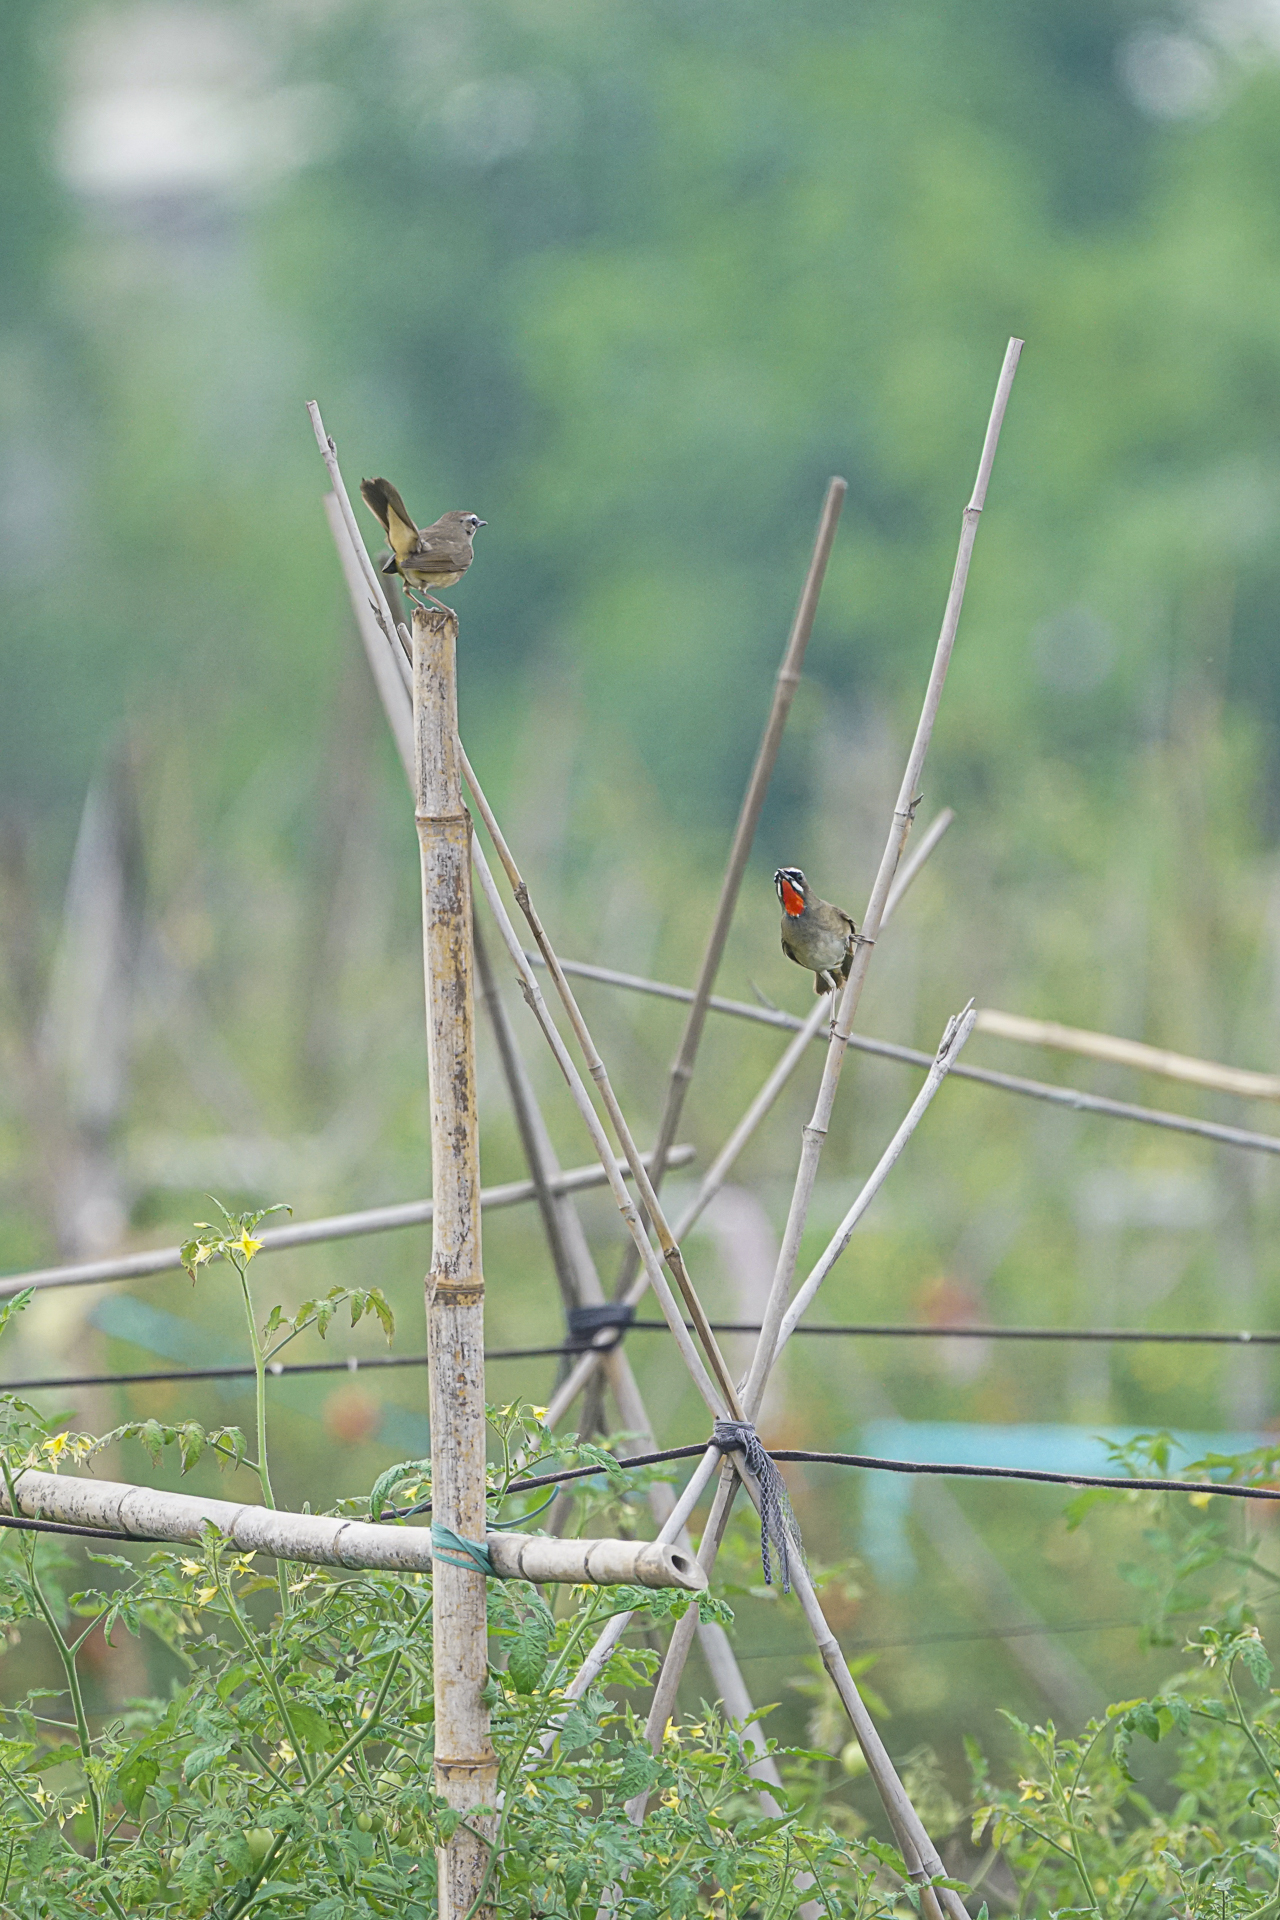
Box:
<box><xmin>430</xmin><ymin>1522</ymin><xmax>497</xmax><ymax>1577</ymax></box>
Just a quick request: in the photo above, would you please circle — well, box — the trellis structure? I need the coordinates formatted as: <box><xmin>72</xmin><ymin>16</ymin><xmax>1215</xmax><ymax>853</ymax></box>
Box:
<box><xmin>7</xmin><ymin>333</ymin><xmax>1279</xmax><ymax>1913</ymax></box>
<box><xmin>301</xmin><ymin>342</ymin><xmax>1021</xmax><ymax>1920</ymax></box>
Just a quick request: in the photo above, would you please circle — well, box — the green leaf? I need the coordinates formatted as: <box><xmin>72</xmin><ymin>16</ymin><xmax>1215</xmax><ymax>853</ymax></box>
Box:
<box><xmin>616</xmin><ymin>1744</ymin><xmax>661</xmax><ymax>1800</ymax></box>
<box><xmin>862</xmin><ymin>1836</ymin><xmax>909</xmax><ymax>1878</ymax></box>
<box><xmin>507</xmin><ymin>1614</ymin><xmax>551</xmax><ymax>1694</ymax></box>
<box><xmin>287</xmin><ymin>1702</ymin><xmax>333</xmax><ymax>1752</ymax></box>
<box><xmin>0</xmin><ymin>1290</ymin><xmax>33</xmax><ymax>1344</ymax></box>
<box><xmin>1240</xmin><ymin>1635</ymin><xmax>1274</xmax><ymax>1691</ymax></box>
<box><xmin>183</xmin><ymin>1739</ymin><xmax>234</xmax><ymax>1782</ymax></box>
<box><xmin>114</xmin><ymin>1749</ymin><xmax>159</xmax><ymax>1819</ymax></box>
<box><xmin>370</xmin><ymin>1457</ymin><xmax>430</xmax><ymax>1521</ymax></box>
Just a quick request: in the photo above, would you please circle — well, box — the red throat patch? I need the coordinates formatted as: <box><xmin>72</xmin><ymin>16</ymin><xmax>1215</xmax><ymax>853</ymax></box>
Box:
<box><xmin>780</xmin><ymin>878</ymin><xmax>805</xmax><ymax>917</ymax></box>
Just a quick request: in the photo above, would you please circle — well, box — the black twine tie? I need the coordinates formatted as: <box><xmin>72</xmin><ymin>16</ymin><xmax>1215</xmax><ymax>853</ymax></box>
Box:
<box><xmin>712</xmin><ymin>1420</ymin><xmax>805</xmax><ymax>1594</ymax></box>
<box><xmin>565</xmin><ymin>1303</ymin><xmax>635</xmax><ymax>1351</ymax></box>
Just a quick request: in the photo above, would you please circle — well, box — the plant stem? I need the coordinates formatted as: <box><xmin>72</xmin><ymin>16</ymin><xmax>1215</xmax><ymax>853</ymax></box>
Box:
<box><xmin>1226</xmin><ymin>1662</ymin><xmax>1279</xmax><ymax>1794</ymax></box>
<box><xmin>216</xmin><ymin>1567</ymin><xmax>313</xmax><ymax>1786</ymax></box>
<box><xmin>24</xmin><ymin>1551</ymin><xmax>103</xmax><ymax>1858</ymax></box>
<box><xmin>232</xmin><ymin>1256</ymin><xmax>290</xmax><ymax>1621</ymax></box>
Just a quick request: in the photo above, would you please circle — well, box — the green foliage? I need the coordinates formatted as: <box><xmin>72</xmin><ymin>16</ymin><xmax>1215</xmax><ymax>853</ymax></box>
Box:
<box><xmin>0</xmin><ymin>1400</ymin><xmax>882</xmax><ymax>1916</ymax></box>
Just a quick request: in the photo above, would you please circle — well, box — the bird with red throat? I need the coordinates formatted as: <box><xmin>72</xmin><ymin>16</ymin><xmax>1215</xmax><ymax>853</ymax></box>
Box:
<box><xmin>774</xmin><ymin>867</ymin><xmax>856</xmax><ymax>996</ymax></box>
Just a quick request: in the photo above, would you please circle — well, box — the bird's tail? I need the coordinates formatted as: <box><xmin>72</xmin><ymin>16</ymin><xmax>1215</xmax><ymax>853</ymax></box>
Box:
<box><xmin>360</xmin><ymin>477</ymin><xmax>419</xmax><ymax>555</ymax></box>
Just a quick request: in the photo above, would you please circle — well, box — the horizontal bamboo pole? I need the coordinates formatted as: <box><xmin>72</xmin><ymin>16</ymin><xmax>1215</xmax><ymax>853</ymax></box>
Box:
<box><xmin>488</xmin><ymin>1534</ymin><xmax>705</xmax><ymax>1589</ymax></box>
<box><xmin>4</xmin><ymin>1470</ymin><xmax>706</xmax><ymax>1588</ymax></box>
<box><xmin>540</xmin><ymin>957</ymin><xmax>1280</xmax><ymax>1157</ymax></box>
<box><xmin>974</xmin><ymin>1007</ymin><xmax>1280</xmax><ymax>1101</ymax></box>
<box><xmin>0</xmin><ymin>1149</ymin><xmax>694</xmax><ymax>1299</ymax></box>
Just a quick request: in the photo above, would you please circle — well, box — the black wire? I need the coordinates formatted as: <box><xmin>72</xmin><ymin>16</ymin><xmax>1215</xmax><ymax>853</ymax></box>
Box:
<box><xmin>3</xmin><ymin>1434</ymin><xmax>1275</xmax><ymax>1552</ymax></box>
<box><xmin>11</xmin><ymin>1314</ymin><xmax>1280</xmax><ymax>1398</ymax></box>
<box><xmin>0</xmin><ymin>1512</ymin><xmax>166</xmax><ymax>1545</ymax></box>
<box><xmin>631</xmin><ymin>1320</ymin><xmax>1280</xmax><ymax>1347</ymax></box>
<box><xmin>0</xmin><ymin>1348</ymin><xmax>566</xmax><ymax>1394</ymax></box>
<box><xmin>398</xmin><ymin>1441</ymin><xmax>1280</xmax><ymax>1515</ymax></box>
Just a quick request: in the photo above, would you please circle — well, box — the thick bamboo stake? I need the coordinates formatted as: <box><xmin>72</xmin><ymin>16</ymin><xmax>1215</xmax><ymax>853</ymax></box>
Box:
<box><xmin>543</xmin><ymin>815</ymin><xmax>954</xmax><ymax>1429</ymax></box>
<box><xmin>2</xmin><ymin>1470</ymin><xmax>703</xmax><ymax>1587</ymax></box>
<box><xmin>413</xmin><ymin>605</ymin><xmax>496</xmax><ymax>1920</ymax></box>
<box><xmin>612</xmin><ymin>478</ymin><xmax>846</xmax><ymax>1302</ymax></box>
<box><xmin>320</xmin><ymin>480</ymin><xmax>785</xmax><ymax>1793</ymax></box>
<box><xmin>460</xmin><ymin>747</ymin><xmax>744</xmax><ymax>1418</ymax></box>
<box><xmin>974</xmin><ymin>1006</ymin><xmax>1280</xmax><ymax>1100</ymax></box>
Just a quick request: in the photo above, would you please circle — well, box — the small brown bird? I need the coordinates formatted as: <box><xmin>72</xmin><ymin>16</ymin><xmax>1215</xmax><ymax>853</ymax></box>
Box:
<box><xmin>359</xmin><ymin>477</ymin><xmax>486</xmax><ymax>610</ymax></box>
<box><xmin>775</xmin><ymin>867</ymin><xmax>856</xmax><ymax>995</ymax></box>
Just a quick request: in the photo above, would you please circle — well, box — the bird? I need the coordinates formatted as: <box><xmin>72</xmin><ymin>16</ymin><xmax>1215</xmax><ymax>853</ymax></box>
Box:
<box><xmin>359</xmin><ymin>477</ymin><xmax>486</xmax><ymax>611</ymax></box>
<box><xmin>774</xmin><ymin>867</ymin><xmax>856</xmax><ymax>996</ymax></box>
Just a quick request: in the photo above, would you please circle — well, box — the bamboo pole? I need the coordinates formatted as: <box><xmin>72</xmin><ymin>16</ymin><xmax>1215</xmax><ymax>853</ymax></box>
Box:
<box><xmin>412</xmin><ymin>605</ymin><xmax>496</xmax><ymax>1920</ymax></box>
<box><xmin>525</xmin><ymin>955</ymin><xmax>1280</xmax><ymax>1159</ymax></box>
<box><xmin>473</xmin><ymin>911</ymin><xmax>597</xmax><ymax>1319</ymax></box>
<box><xmin>772</xmin><ymin>1005</ymin><xmax>977</xmax><ymax>1354</ymax></box>
<box><xmin>2</xmin><ymin>1469</ymin><xmax>704</xmax><ymax>1587</ymax></box>
<box><xmin>973</xmin><ymin>1006</ymin><xmax>1280</xmax><ymax>1100</ymax></box>
<box><xmin>611</xmin><ymin>478</ymin><xmax>846</xmax><ymax>1301</ymax></box>
<box><xmin>0</xmin><ymin>1154</ymin><xmax>694</xmax><ymax>1300</ymax></box>
<box><xmin>744</xmin><ymin>336</ymin><xmax>1023</xmax><ymax>1422</ymax></box>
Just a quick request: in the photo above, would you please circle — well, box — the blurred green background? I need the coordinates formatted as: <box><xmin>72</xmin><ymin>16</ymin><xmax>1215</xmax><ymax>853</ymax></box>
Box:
<box><xmin>4</xmin><ymin>0</ymin><xmax>1280</xmax><ymax>1831</ymax></box>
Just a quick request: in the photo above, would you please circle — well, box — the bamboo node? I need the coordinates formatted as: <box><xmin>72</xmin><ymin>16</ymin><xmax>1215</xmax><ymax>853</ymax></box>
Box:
<box><xmin>430</xmin><ymin>1278</ymin><xmax>485</xmax><ymax>1304</ymax></box>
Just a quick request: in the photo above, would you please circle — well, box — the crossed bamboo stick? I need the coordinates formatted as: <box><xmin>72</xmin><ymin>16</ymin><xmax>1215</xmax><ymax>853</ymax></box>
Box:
<box><xmin>311</xmin><ymin>339</ymin><xmax>1021</xmax><ymax>1919</ymax></box>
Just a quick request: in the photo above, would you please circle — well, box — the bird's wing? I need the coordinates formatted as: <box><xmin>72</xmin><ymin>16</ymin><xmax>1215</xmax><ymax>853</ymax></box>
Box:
<box><xmin>781</xmin><ymin>935</ymin><xmax>802</xmax><ymax>967</ymax></box>
<box><xmin>407</xmin><ymin>524</ymin><xmax>474</xmax><ymax>570</ymax></box>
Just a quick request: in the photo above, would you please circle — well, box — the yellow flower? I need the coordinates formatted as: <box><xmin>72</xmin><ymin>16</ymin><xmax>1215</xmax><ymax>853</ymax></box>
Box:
<box><xmin>179</xmin><ymin>1559</ymin><xmax>202</xmax><ymax>1577</ymax></box>
<box><xmin>41</xmin><ymin>1433</ymin><xmax>72</xmax><ymax>1468</ymax></box>
<box><xmin>1018</xmin><ymin>1779</ymin><xmax>1046</xmax><ymax>1802</ymax></box>
<box><xmin>1188</xmin><ymin>1490</ymin><xmax>1213</xmax><ymax>1509</ymax></box>
<box><xmin>187</xmin><ymin>1240</ymin><xmax>215</xmax><ymax>1269</ymax></box>
<box><xmin>235</xmin><ymin>1229</ymin><xmax>263</xmax><ymax>1264</ymax></box>
<box><xmin>522</xmin><ymin>1781</ymin><xmax>539</xmax><ymax>1799</ymax></box>
<box><xmin>195</xmin><ymin>1586</ymin><xmax>217</xmax><ymax>1607</ymax></box>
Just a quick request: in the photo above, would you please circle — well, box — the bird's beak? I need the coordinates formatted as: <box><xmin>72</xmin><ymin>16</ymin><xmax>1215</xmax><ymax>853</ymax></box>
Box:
<box><xmin>477</xmin><ymin>520</ymin><xmax>487</xmax><ymax>528</ymax></box>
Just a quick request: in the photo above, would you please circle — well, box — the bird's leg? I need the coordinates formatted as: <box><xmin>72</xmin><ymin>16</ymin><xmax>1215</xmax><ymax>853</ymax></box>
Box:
<box><xmin>425</xmin><ymin>594</ymin><xmax>454</xmax><ymax>616</ymax></box>
<box><xmin>403</xmin><ymin>584</ymin><xmax>433</xmax><ymax>612</ymax></box>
